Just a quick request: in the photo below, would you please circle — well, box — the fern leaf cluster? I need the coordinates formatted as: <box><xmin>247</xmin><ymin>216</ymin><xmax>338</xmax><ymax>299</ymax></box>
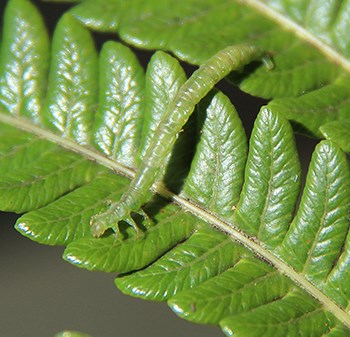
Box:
<box><xmin>1</xmin><ymin>1</ymin><xmax>350</xmax><ymax>336</ymax></box>
<box><xmin>68</xmin><ymin>0</ymin><xmax>350</xmax><ymax>150</ymax></box>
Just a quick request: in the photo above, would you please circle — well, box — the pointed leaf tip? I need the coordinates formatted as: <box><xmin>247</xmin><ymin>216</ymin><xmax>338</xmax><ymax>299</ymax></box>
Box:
<box><xmin>0</xmin><ymin>0</ymin><xmax>49</xmax><ymax>120</ymax></box>
<box><xmin>44</xmin><ymin>13</ymin><xmax>98</xmax><ymax>145</ymax></box>
<box><xmin>235</xmin><ymin>107</ymin><xmax>301</xmax><ymax>248</ymax></box>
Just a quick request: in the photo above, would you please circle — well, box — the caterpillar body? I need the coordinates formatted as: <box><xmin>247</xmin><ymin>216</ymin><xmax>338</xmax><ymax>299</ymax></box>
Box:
<box><xmin>91</xmin><ymin>44</ymin><xmax>270</xmax><ymax>237</ymax></box>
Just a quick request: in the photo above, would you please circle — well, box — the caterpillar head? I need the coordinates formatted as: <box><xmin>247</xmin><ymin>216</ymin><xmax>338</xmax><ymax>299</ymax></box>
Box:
<box><xmin>90</xmin><ymin>201</ymin><xmax>129</xmax><ymax>237</ymax></box>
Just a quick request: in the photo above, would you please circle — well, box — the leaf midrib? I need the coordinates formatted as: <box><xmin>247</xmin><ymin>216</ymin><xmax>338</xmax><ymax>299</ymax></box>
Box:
<box><xmin>1</xmin><ymin>111</ymin><xmax>349</xmax><ymax>329</ymax></box>
<box><xmin>239</xmin><ymin>0</ymin><xmax>350</xmax><ymax>74</ymax></box>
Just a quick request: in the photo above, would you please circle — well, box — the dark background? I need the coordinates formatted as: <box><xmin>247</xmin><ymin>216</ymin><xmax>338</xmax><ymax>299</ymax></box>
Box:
<box><xmin>0</xmin><ymin>1</ymin><xmax>318</xmax><ymax>337</ymax></box>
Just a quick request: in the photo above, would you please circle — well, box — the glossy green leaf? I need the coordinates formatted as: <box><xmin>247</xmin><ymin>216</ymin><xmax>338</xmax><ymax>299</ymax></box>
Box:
<box><xmin>64</xmin><ymin>200</ymin><xmax>195</xmax><ymax>273</ymax></box>
<box><xmin>68</xmin><ymin>0</ymin><xmax>343</xmax><ymax>93</ymax></box>
<box><xmin>67</xmin><ymin>0</ymin><xmax>350</xmax><ymax>138</ymax></box>
<box><xmin>220</xmin><ymin>290</ymin><xmax>335</xmax><ymax>337</ymax></box>
<box><xmin>268</xmin><ymin>76</ymin><xmax>350</xmax><ymax>137</ymax></box>
<box><xmin>277</xmin><ymin>141</ymin><xmax>350</xmax><ymax>306</ymax></box>
<box><xmin>43</xmin><ymin>13</ymin><xmax>98</xmax><ymax>145</ymax></box>
<box><xmin>168</xmin><ymin>257</ymin><xmax>293</xmax><ymax>325</ymax></box>
<box><xmin>140</xmin><ymin>51</ymin><xmax>187</xmax><ymax>159</ymax></box>
<box><xmin>182</xmin><ymin>91</ymin><xmax>247</xmax><ymax>219</ymax></box>
<box><xmin>0</xmin><ymin>1</ymin><xmax>349</xmax><ymax>337</ymax></box>
<box><xmin>163</xmin><ymin>114</ymin><xmax>350</xmax><ymax>334</ymax></box>
<box><xmin>234</xmin><ymin>108</ymin><xmax>301</xmax><ymax>248</ymax></box>
<box><xmin>93</xmin><ymin>41</ymin><xmax>144</xmax><ymax>168</ymax></box>
<box><xmin>139</xmin><ymin>49</ymin><xmax>190</xmax><ymax>188</ymax></box>
<box><xmin>320</xmin><ymin>119</ymin><xmax>350</xmax><ymax>153</ymax></box>
<box><xmin>260</xmin><ymin>0</ymin><xmax>350</xmax><ymax>58</ymax></box>
<box><xmin>16</xmin><ymin>173</ymin><xmax>127</xmax><ymax>245</ymax></box>
<box><xmin>0</xmin><ymin>122</ymin><xmax>96</xmax><ymax>213</ymax></box>
<box><xmin>116</xmin><ymin>227</ymin><xmax>246</xmax><ymax>301</ymax></box>
<box><xmin>0</xmin><ymin>0</ymin><xmax>49</xmax><ymax>121</ymax></box>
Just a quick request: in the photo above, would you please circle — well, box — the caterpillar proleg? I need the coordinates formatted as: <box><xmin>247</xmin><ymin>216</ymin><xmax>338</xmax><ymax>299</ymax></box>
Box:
<box><xmin>91</xmin><ymin>44</ymin><xmax>270</xmax><ymax>237</ymax></box>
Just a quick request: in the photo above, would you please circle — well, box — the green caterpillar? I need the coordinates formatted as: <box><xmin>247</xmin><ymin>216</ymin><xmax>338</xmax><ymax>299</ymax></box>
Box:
<box><xmin>90</xmin><ymin>44</ymin><xmax>271</xmax><ymax>237</ymax></box>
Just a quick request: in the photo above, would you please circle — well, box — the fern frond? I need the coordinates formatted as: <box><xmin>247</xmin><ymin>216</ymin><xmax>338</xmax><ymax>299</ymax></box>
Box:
<box><xmin>65</xmin><ymin>0</ymin><xmax>350</xmax><ymax>148</ymax></box>
<box><xmin>1</xmin><ymin>1</ymin><xmax>350</xmax><ymax>336</ymax></box>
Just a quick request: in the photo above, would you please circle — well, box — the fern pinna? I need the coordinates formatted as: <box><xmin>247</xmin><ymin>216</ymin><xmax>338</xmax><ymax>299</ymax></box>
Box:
<box><xmin>90</xmin><ymin>44</ymin><xmax>270</xmax><ymax>237</ymax></box>
<box><xmin>0</xmin><ymin>1</ymin><xmax>350</xmax><ymax>337</ymax></box>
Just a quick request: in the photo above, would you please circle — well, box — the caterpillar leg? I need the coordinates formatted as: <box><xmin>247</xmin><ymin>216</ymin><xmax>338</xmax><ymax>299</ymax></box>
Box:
<box><xmin>138</xmin><ymin>208</ymin><xmax>151</xmax><ymax>225</ymax></box>
<box><xmin>90</xmin><ymin>201</ymin><xmax>149</xmax><ymax>237</ymax></box>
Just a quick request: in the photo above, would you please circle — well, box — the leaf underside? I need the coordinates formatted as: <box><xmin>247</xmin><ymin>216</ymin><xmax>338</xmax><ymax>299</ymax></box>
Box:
<box><xmin>66</xmin><ymin>0</ymin><xmax>350</xmax><ymax>151</ymax></box>
<box><xmin>0</xmin><ymin>1</ymin><xmax>350</xmax><ymax>337</ymax></box>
